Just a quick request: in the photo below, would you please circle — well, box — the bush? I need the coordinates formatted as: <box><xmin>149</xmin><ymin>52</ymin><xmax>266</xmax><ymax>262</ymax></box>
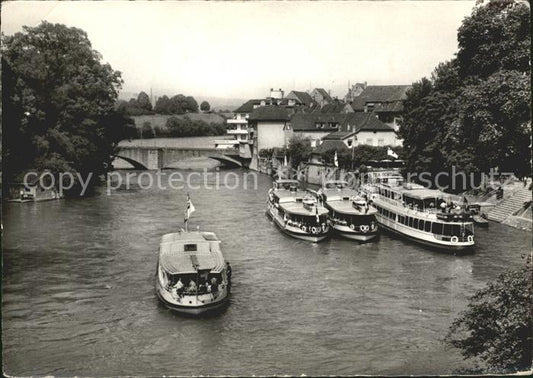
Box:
<box><xmin>445</xmin><ymin>257</ymin><xmax>532</xmax><ymax>373</ymax></box>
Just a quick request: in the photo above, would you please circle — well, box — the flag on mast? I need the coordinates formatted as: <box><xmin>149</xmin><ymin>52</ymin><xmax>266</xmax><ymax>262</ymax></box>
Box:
<box><xmin>184</xmin><ymin>193</ymin><xmax>195</xmax><ymax>224</ymax></box>
<box><xmin>387</xmin><ymin>148</ymin><xmax>399</xmax><ymax>159</ymax></box>
<box><xmin>334</xmin><ymin>151</ymin><xmax>339</xmax><ymax>167</ymax></box>
<box><xmin>284</xmin><ymin>154</ymin><xmax>288</xmax><ymax>166</ymax></box>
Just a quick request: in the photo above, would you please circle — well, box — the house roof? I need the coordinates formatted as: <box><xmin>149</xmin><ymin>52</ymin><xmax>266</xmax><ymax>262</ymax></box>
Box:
<box><xmin>314</xmin><ymin>140</ymin><xmax>350</xmax><ymax>153</ymax></box>
<box><xmin>351</xmin><ymin>85</ymin><xmax>411</xmax><ymax>111</ymax></box>
<box><xmin>313</xmin><ymin>100</ymin><xmax>346</xmax><ymax>114</ymax></box>
<box><xmin>313</xmin><ymin>88</ymin><xmax>333</xmax><ymax>102</ymax></box>
<box><xmin>234</xmin><ymin>99</ymin><xmax>262</xmax><ymax>113</ymax></box>
<box><xmin>248</xmin><ymin>105</ymin><xmax>290</xmax><ymax>122</ymax></box>
<box><xmin>287</xmin><ymin>91</ymin><xmax>314</xmax><ymax>106</ymax></box>
<box><xmin>291</xmin><ymin>112</ymin><xmax>394</xmax><ymax>134</ymax></box>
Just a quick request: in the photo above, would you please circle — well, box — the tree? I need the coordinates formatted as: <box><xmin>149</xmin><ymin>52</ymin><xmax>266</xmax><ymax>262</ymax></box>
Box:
<box><xmin>398</xmin><ymin>0</ymin><xmax>531</xmax><ymax>184</ymax></box>
<box><xmin>2</xmin><ymin>22</ymin><xmax>134</xmax><ymax>193</ymax></box>
<box><xmin>154</xmin><ymin>95</ymin><xmax>173</xmax><ymax>114</ymax></box>
<box><xmin>137</xmin><ymin>91</ymin><xmax>152</xmax><ymax>112</ymax></box>
<box><xmin>200</xmin><ymin>101</ymin><xmax>211</xmax><ymax>112</ymax></box>
<box><xmin>140</xmin><ymin>121</ymin><xmax>154</xmax><ymax>139</ymax></box>
<box><xmin>457</xmin><ymin>0</ymin><xmax>530</xmax><ymax>79</ymax></box>
<box><xmin>287</xmin><ymin>136</ymin><xmax>312</xmax><ymax>168</ymax></box>
<box><xmin>445</xmin><ymin>257</ymin><xmax>532</xmax><ymax>373</ymax></box>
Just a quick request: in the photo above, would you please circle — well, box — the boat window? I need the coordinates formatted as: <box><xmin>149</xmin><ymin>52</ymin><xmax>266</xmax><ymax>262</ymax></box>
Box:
<box><xmin>184</xmin><ymin>244</ymin><xmax>197</xmax><ymax>252</ymax></box>
<box><xmin>408</xmin><ymin>217</ymin><xmax>414</xmax><ymax>227</ymax></box>
<box><xmin>443</xmin><ymin>224</ymin><xmax>452</xmax><ymax>236</ymax></box>
<box><xmin>413</xmin><ymin>218</ymin><xmax>419</xmax><ymax>229</ymax></box>
<box><xmin>465</xmin><ymin>223</ymin><xmax>474</xmax><ymax>235</ymax></box>
<box><xmin>383</xmin><ymin>209</ymin><xmax>389</xmax><ymax>217</ymax></box>
<box><xmin>433</xmin><ymin>222</ymin><xmax>443</xmax><ymax>235</ymax></box>
<box><xmin>398</xmin><ymin>215</ymin><xmax>405</xmax><ymax>224</ymax></box>
<box><xmin>425</xmin><ymin>221</ymin><xmax>432</xmax><ymax>232</ymax></box>
<box><xmin>451</xmin><ymin>224</ymin><xmax>462</xmax><ymax>237</ymax></box>
<box><xmin>389</xmin><ymin>211</ymin><xmax>396</xmax><ymax>220</ymax></box>
<box><xmin>418</xmin><ymin>220</ymin><xmax>425</xmax><ymax>231</ymax></box>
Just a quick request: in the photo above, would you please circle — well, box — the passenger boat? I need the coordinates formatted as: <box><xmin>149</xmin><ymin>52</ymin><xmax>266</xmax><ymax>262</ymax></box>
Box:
<box><xmin>362</xmin><ymin>171</ymin><xmax>475</xmax><ymax>254</ymax></box>
<box><xmin>266</xmin><ymin>179</ymin><xmax>330</xmax><ymax>242</ymax></box>
<box><xmin>155</xmin><ymin>230</ymin><xmax>231</xmax><ymax>315</ymax></box>
<box><xmin>317</xmin><ymin>180</ymin><xmax>378</xmax><ymax>242</ymax></box>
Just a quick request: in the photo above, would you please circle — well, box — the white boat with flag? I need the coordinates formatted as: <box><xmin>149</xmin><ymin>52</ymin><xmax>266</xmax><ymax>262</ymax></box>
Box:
<box><xmin>155</xmin><ymin>195</ymin><xmax>231</xmax><ymax>315</ymax></box>
<box><xmin>266</xmin><ymin>179</ymin><xmax>330</xmax><ymax>242</ymax></box>
<box><xmin>317</xmin><ymin>180</ymin><xmax>378</xmax><ymax>242</ymax></box>
<box><xmin>362</xmin><ymin>171</ymin><xmax>475</xmax><ymax>254</ymax></box>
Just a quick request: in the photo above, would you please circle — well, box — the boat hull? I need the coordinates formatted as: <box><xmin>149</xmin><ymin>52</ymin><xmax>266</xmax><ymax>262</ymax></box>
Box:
<box><xmin>155</xmin><ymin>279</ymin><xmax>229</xmax><ymax>315</ymax></box>
<box><xmin>376</xmin><ymin>216</ymin><xmax>474</xmax><ymax>255</ymax></box>
<box><xmin>332</xmin><ymin>225</ymin><xmax>379</xmax><ymax>242</ymax></box>
<box><xmin>266</xmin><ymin>208</ymin><xmax>330</xmax><ymax>243</ymax></box>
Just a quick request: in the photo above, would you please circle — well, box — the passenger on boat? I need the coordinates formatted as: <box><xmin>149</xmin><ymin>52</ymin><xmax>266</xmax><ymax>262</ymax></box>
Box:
<box><xmin>173</xmin><ymin>278</ymin><xmax>184</xmax><ymax>292</ymax></box>
<box><xmin>187</xmin><ymin>280</ymin><xmax>197</xmax><ymax>293</ymax></box>
<box><xmin>210</xmin><ymin>277</ymin><xmax>218</xmax><ymax>292</ymax></box>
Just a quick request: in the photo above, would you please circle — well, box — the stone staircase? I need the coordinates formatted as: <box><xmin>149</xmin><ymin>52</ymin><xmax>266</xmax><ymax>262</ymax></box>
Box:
<box><xmin>487</xmin><ymin>185</ymin><xmax>532</xmax><ymax>223</ymax></box>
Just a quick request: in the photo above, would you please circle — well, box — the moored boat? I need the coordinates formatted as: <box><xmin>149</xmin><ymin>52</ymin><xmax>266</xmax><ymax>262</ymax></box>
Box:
<box><xmin>266</xmin><ymin>179</ymin><xmax>330</xmax><ymax>242</ymax></box>
<box><xmin>362</xmin><ymin>171</ymin><xmax>475</xmax><ymax>254</ymax></box>
<box><xmin>317</xmin><ymin>180</ymin><xmax>378</xmax><ymax>242</ymax></box>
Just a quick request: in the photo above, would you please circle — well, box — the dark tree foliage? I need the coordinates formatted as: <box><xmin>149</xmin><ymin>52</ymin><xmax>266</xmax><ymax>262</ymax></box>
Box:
<box><xmin>2</xmin><ymin>22</ymin><xmax>135</xmax><ymax>193</ymax></box>
<box><xmin>287</xmin><ymin>136</ymin><xmax>313</xmax><ymax>169</ymax></box>
<box><xmin>446</xmin><ymin>257</ymin><xmax>532</xmax><ymax>373</ymax></box>
<box><xmin>139</xmin><ymin>121</ymin><xmax>154</xmax><ymax>139</ymax></box>
<box><xmin>398</xmin><ymin>0</ymin><xmax>531</xmax><ymax>184</ymax></box>
<box><xmin>154</xmin><ymin>95</ymin><xmax>173</xmax><ymax>114</ymax></box>
<box><xmin>165</xmin><ymin>116</ymin><xmax>225</xmax><ymax>137</ymax></box>
<box><xmin>200</xmin><ymin>101</ymin><xmax>211</xmax><ymax>112</ymax></box>
<box><xmin>457</xmin><ymin>0</ymin><xmax>530</xmax><ymax>79</ymax></box>
<box><xmin>137</xmin><ymin>91</ymin><xmax>152</xmax><ymax>112</ymax></box>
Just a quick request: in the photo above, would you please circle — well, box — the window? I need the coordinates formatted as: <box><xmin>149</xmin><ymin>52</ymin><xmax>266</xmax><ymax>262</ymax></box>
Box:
<box><xmin>408</xmin><ymin>217</ymin><xmax>414</xmax><ymax>227</ymax></box>
<box><xmin>347</xmin><ymin>139</ymin><xmax>353</xmax><ymax>147</ymax></box>
<box><xmin>433</xmin><ymin>223</ymin><xmax>443</xmax><ymax>235</ymax></box>
<box><xmin>366</xmin><ymin>138</ymin><xmax>373</xmax><ymax>145</ymax></box>
<box><xmin>413</xmin><ymin>218</ymin><xmax>419</xmax><ymax>229</ymax></box>
<box><xmin>418</xmin><ymin>220</ymin><xmax>425</xmax><ymax>231</ymax></box>
<box><xmin>425</xmin><ymin>221</ymin><xmax>432</xmax><ymax>232</ymax></box>
<box><xmin>184</xmin><ymin>244</ymin><xmax>197</xmax><ymax>252</ymax></box>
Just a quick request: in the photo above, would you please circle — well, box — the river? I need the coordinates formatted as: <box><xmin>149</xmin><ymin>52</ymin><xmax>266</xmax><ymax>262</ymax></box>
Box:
<box><xmin>2</xmin><ymin>169</ymin><xmax>530</xmax><ymax>376</ymax></box>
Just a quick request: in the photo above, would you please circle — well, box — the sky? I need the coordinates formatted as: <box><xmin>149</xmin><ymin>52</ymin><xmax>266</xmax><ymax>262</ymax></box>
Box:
<box><xmin>2</xmin><ymin>1</ymin><xmax>476</xmax><ymax>101</ymax></box>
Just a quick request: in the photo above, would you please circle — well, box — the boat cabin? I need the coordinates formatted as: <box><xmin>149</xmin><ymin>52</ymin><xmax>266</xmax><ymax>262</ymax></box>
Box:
<box><xmin>158</xmin><ymin>232</ymin><xmax>226</xmax><ymax>296</ymax></box>
<box><xmin>273</xmin><ymin>179</ymin><xmax>300</xmax><ymax>192</ymax></box>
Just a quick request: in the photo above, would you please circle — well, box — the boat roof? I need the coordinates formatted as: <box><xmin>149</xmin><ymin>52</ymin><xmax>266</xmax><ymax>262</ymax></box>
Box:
<box><xmin>274</xmin><ymin>179</ymin><xmax>300</xmax><ymax>184</ymax></box>
<box><xmin>327</xmin><ymin>200</ymin><xmax>377</xmax><ymax>215</ymax></box>
<box><xmin>321</xmin><ymin>187</ymin><xmax>358</xmax><ymax>201</ymax></box>
<box><xmin>378</xmin><ymin>183</ymin><xmax>451</xmax><ymax>201</ymax></box>
<box><xmin>280</xmin><ymin>202</ymin><xmax>329</xmax><ymax>216</ymax></box>
<box><xmin>159</xmin><ymin>231</ymin><xmax>225</xmax><ymax>274</ymax></box>
<box><xmin>322</xmin><ymin>180</ymin><xmax>349</xmax><ymax>188</ymax></box>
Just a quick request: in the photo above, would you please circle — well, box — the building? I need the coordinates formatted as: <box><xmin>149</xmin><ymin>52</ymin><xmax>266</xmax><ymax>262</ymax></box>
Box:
<box><xmin>286</xmin><ymin>91</ymin><xmax>315</xmax><ymax>107</ymax></box>
<box><xmin>346</xmin><ymin>85</ymin><xmax>411</xmax><ymax>132</ymax></box>
<box><xmin>291</xmin><ymin>112</ymin><xmax>399</xmax><ymax>148</ymax></box>
<box><xmin>310</xmin><ymin>88</ymin><xmax>333</xmax><ymax>107</ymax></box>
<box><xmin>247</xmin><ymin>106</ymin><xmax>290</xmax><ymax>170</ymax></box>
<box><xmin>343</xmin><ymin>82</ymin><xmax>367</xmax><ymax>103</ymax></box>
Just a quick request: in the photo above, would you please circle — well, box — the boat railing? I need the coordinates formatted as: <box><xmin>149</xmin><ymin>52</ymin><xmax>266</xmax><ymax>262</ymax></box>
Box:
<box><xmin>374</xmin><ymin>194</ymin><xmax>458</xmax><ymax>220</ymax></box>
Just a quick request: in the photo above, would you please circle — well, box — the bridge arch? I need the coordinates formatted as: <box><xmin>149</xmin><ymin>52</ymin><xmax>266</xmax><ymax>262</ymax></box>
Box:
<box><xmin>113</xmin><ymin>155</ymin><xmax>148</xmax><ymax>170</ymax></box>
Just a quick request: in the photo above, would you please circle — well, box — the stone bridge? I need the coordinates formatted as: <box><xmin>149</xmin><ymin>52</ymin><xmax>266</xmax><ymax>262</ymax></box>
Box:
<box><xmin>114</xmin><ymin>137</ymin><xmax>242</xmax><ymax>169</ymax></box>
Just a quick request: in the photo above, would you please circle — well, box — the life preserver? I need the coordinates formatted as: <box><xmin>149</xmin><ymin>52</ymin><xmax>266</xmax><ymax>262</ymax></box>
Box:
<box><xmin>360</xmin><ymin>225</ymin><xmax>369</xmax><ymax>233</ymax></box>
<box><xmin>350</xmin><ymin>224</ymin><xmax>355</xmax><ymax>230</ymax></box>
<box><xmin>467</xmin><ymin>235</ymin><xmax>473</xmax><ymax>242</ymax></box>
<box><xmin>311</xmin><ymin>226</ymin><xmax>318</xmax><ymax>234</ymax></box>
<box><xmin>451</xmin><ymin>236</ymin><xmax>459</xmax><ymax>243</ymax></box>
<box><xmin>301</xmin><ymin>225</ymin><xmax>307</xmax><ymax>232</ymax></box>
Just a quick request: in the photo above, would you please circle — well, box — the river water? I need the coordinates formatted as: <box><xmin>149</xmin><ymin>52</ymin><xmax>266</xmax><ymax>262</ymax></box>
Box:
<box><xmin>2</xmin><ymin>169</ymin><xmax>530</xmax><ymax>376</ymax></box>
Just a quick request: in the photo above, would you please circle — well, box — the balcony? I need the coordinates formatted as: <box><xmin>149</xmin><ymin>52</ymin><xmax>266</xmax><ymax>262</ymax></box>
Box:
<box><xmin>227</xmin><ymin>129</ymin><xmax>249</xmax><ymax>135</ymax></box>
<box><xmin>226</xmin><ymin>119</ymin><xmax>248</xmax><ymax>124</ymax></box>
